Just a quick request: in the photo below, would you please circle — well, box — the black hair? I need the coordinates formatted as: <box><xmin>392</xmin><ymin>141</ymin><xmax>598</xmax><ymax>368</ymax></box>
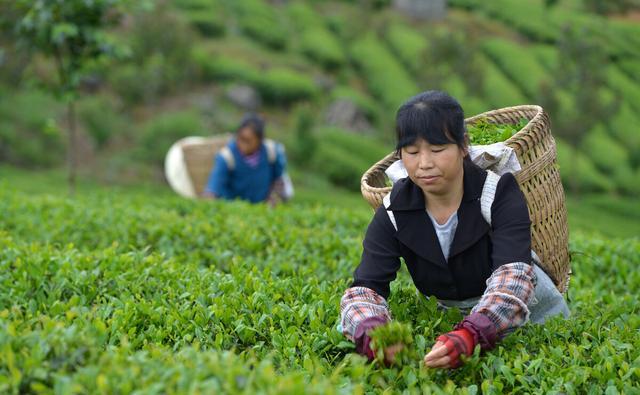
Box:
<box><xmin>395</xmin><ymin>90</ymin><xmax>467</xmax><ymax>155</ymax></box>
<box><xmin>237</xmin><ymin>113</ymin><xmax>265</xmax><ymax>140</ymax></box>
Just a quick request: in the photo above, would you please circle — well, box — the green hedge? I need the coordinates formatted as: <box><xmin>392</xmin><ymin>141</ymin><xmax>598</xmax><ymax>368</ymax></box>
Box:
<box><xmin>607</xmin><ymin>65</ymin><xmax>640</xmax><ymax>114</ymax></box>
<box><xmin>618</xmin><ymin>59</ymin><xmax>640</xmax><ymax>84</ymax></box>
<box><xmin>331</xmin><ymin>86</ymin><xmax>380</xmax><ymax>120</ymax></box>
<box><xmin>556</xmin><ymin>138</ymin><xmax>615</xmax><ymax>193</ymax></box>
<box><xmin>482</xmin><ymin>38</ymin><xmax>549</xmax><ymax>100</ymax></box>
<box><xmin>300</xmin><ymin>28</ymin><xmax>346</xmax><ymax>70</ymax></box>
<box><xmin>191</xmin><ymin>47</ymin><xmax>318</xmax><ymax>104</ymax></box>
<box><xmin>286</xmin><ymin>4</ymin><xmax>345</xmax><ymax>70</ymax></box>
<box><xmin>532</xmin><ymin>44</ymin><xmax>558</xmax><ymax>72</ymax></box>
<box><xmin>78</xmin><ymin>95</ymin><xmax>129</xmax><ymax>149</ymax></box>
<box><xmin>479</xmin><ymin>55</ymin><xmax>528</xmax><ymax>109</ymax></box>
<box><xmin>350</xmin><ymin>35</ymin><xmax>417</xmax><ymax>111</ymax></box>
<box><xmin>110</xmin><ymin>5</ymin><xmax>197</xmax><ymax>104</ymax></box>
<box><xmin>0</xmin><ymin>89</ymin><xmax>64</xmax><ymax>167</ymax></box>
<box><xmin>174</xmin><ymin>0</ymin><xmax>226</xmax><ymax>37</ymax></box>
<box><xmin>233</xmin><ymin>0</ymin><xmax>288</xmax><ymax>50</ymax></box>
<box><xmin>287</xmin><ymin>2</ymin><xmax>322</xmax><ymax>30</ymax></box>
<box><xmin>552</xmin><ymin>12</ymin><xmax>639</xmax><ymax>58</ymax></box>
<box><xmin>462</xmin><ymin>0</ymin><xmax>559</xmax><ymax>42</ymax></box>
<box><xmin>312</xmin><ymin>127</ymin><xmax>390</xmax><ymax>191</ymax></box>
<box><xmin>441</xmin><ymin>76</ymin><xmax>489</xmax><ymax>117</ymax></box>
<box><xmin>192</xmin><ymin>49</ymin><xmax>261</xmax><ymax>83</ymax></box>
<box><xmin>448</xmin><ymin>0</ymin><xmax>482</xmax><ymax>9</ymax></box>
<box><xmin>385</xmin><ymin>23</ymin><xmax>428</xmax><ymax>74</ymax></box>
<box><xmin>254</xmin><ymin>68</ymin><xmax>319</xmax><ymax>104</ymax></box>
<box><xmin>612</xmin><ymin>166</ymin><xmax>640</xmax><ymax>196</ymax></box>
<box><xmin>609</xmin><ymin>19</ymin><xmax>640</xmax><ymax>58</ymax></box>
<box><xmin>580</xmin><ymin>125</ymin><xmax>630</xmax><ymax>175</ymax></box>
<box><xmin>184</xmin><ymin>10</ymin><xmax>226</xmax><ymax>37</ymax></box>
<box><xmin>138</xmin><ymin>110</ymin><xmax>205</xmax><ymax>165</ymax></box>
<box><xmin>608</xmin><ymin>103</ymin><xmax>640</xmax><ymax>168</ymax></box>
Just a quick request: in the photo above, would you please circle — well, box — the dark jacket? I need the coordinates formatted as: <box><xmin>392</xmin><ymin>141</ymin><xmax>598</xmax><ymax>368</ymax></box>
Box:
<box><xmin>352</xmin><ymin>160</ymin><xmax>532</xmax><ymax>301</ymax></box>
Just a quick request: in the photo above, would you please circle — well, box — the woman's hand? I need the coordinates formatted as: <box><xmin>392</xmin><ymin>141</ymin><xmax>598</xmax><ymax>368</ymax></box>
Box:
<box><xmin>382</xmin><ymin>343</ymin><xmax>404</xmax><ymax>364</ymax></box>
<box><xmin>423</xmin><ymin>341</ymin><xmax>451</xmax><ymax>368</ymax></box>
<box><xmin>423</xmin><ymin>328</ymin><xmax>476</xmax><ymax>369</ymax></box>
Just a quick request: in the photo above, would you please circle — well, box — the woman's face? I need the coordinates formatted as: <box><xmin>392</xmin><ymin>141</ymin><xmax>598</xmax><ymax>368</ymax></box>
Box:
<box><xmin>400</xmin><ymin>138</ymin><xmax>467</xmax><ymax>197</ymax></box>
<box><xmin>236</xmin><ymin>127</ymin><xmax>261</xmax><ymax>155</ymax></box>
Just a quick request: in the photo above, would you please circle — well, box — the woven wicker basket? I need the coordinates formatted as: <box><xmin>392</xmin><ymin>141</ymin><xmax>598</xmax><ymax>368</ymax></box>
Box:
<box><xmin>360</xmin><ymin>105</ymin><xmax>570</xmax><ymax>293</ymax></box>
<box><xmin>165</xmin><ymin>135</ymin><xmax>231</xmax><ymax>198</ymax></box>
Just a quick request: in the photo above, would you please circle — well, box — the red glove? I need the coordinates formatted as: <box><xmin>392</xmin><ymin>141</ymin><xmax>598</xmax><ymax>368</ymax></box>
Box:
<box><xmin>435</xmin><ymin>327</ymin><xmax>476</xmax><ymax>368</ymax></box>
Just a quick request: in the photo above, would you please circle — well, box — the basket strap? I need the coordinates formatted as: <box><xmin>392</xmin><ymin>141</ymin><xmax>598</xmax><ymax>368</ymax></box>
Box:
<box><xmin>480</xmin><ymin>170</ymin><xmax>501</xmax><ymax>226</ymax></box>
<box><xmin>264</xmin><ymin>139</ymin><xmax>277</xmax><ymax>164</ymax></box>
<box><xmin>219</xmin><ymin>147</ymin><xmax>235</xmax><ymax>171</ymax></box>
<box><xmin>481</xmin><ymin>170</ymin><xmax>546</xmax><ymax>273</ymax></box>
<box><xmin>383</xmin><ymin>193</ymin><xmax>398</xmax><ymax>231</ymax></box>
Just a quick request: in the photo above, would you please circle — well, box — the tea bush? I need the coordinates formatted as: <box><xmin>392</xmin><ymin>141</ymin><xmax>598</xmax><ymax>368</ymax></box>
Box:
<box><xmin>254</xmin><ymin>68</ymin><xmax>319</xmax><ymax>104</ymax></box>
<box><xmin>385</xmin><ymin>23</ymin><xmax>428</xmax><ymax>74</ymax></box>
<box><xmin>349</xmin><ymin>35</ymin><xmax>418</xmax><ymax>110</ymax></box>
<box><xmin>481</xmin><ymin>38</ymin><xmax>548</xmax><ymax>100</ymax></box>
<box><xmin>174</xmin><ymin>0</ymin><xmax>226</xmax><ymax>38</ymax></box>
<box><xmin>0</xmin><ymin>184</ymin><xmax>638</xmax><ymax>393</ymax></box>
<box><xmin>137</xmin><ymin>110</ymin><xmax>205</xmax><ymax>166</ymax></box>
<box><xmin>288</xmin><ymin>3</ymin><xmax>346</xmax><ymax>70</ymax></box>
<box><xmin>232</xmin><ymin>0</ymin><xmax>288</xmax><ymax>50</ymax></box>
<box><xmin>479</xmin><ymin>55</ymin><xmax>527</xmax><ymax>108</ymax></box>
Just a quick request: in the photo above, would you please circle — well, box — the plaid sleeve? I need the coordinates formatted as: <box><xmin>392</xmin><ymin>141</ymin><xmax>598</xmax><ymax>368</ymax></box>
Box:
<box><xmin>340</xmin><ymin>286</ymin><xmax>391</xmax><ymax>341</ymax></box>
<box><xmin>471</xmin><ymin>262</ymin><xmax>536</xmax><ymax>337</ymax></box>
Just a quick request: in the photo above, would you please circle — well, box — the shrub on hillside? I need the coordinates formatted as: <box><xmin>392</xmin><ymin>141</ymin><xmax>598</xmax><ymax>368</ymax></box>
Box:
<box><xmin>350</xmin><ymin>35</ymin><xmax>417</xmax><ymax>111</ymax></box>
<box><xmin>607</xmin><ymin>65</ymin><xmax>640</xmax><ymax>113</ymax></box>
<box><xmin>234</xmin><ymin>0</ymin><xmax>288</xmax><ymax>50</ymax></box>
<box><xmin>608</xmin><ymin>103</ymin><xmax>640</xmax><ymax>168</ymax></box>
<box><xmin>0</xmin><ymin>89</ymin><xmax>64</xmax><ymax>167</ymax></box>
<box><xmin>286</xmin><ymin>3</ymin><xmax>345</xmax><ymax>70</ymax></box>
<box><xmin>556</xmin><ymin>138</ymin><xmax>615</xmax><ymax>193</ymax></box>
<box><xmin>331</xmin><ymin>86</ymin><xmax>380</xmax><ymax>121</ymax></box>
<box><xmin>441</xmin><ymin>76</ymin><xmax>488</xmax><ymax>117</ymax></box>
<box><xmin>108</xmin><ymin>4</ymin><xmax>198</xmax><ymax>104</ymax></box>
<box><xmin>609</xmin><ymin>20</ymin><xmax>640</xmax><ymax>58</ymax></box>
<box><xmin>288</xmin><ymin>106</ymin><xmax>317</xmax><ymax>166</ymax></box>
<box><xmin>192</xmin><ymin>50</ymin><xmax>261</xmax><ymax>83</ymax></box>
<box><xmin>138</xmin><ymin>111</ymin><xmax>205</xmax><ymax>166</ymax></box>
<box><xmin>184</xmin><ymin>10</ymin><xmax>226</xmax><ymax>37</ymax></box>
<box><xmin>110</xmin><ymin>54</ymin><xmax>191</xmax><ymax>105</ymax></box>
<box><xmin>174</xmin><ymin>0</ymin><xmax>226</xmax><ymax>37</ymax></box>
<box><xmin>580</xmin><ymin>126</ymin><xmax>630</xmax><ymax>175</ymax></box>
<box><xmin>482</xmin><ymin>38</ymin><xmax>548</xmax><ymax>100</ymax></box>
<box><xmin>618</xmin><ymin>59</ymin><xmax>640</xmax><ymax>84</ymax></box>
<box><xmin>612</xmin><ymin>165</ymin><xmax>640</xmax><ymax>196</ymax></box>
<box><xmin>287</xmin><ymin>2</ymin><xmax>321</xmax><ymax>30</ymax></box>
<box><xmin>479</xmin><ymin>55</ymin><xmax>527</xmax><ymax>108</ymax></box>
<box><xmin>78</xmin><ymin>95</ymin><xmax>129</xmax><ymax>149</ymax></box>
<box><xmin>477</xmin><ymin>0</ymin><xmax>559</xmax><ymax>42</ymax></box>
<box><xmin>448</xmin><ymin>0</ymin><xmax>482</xmax><ymax>9</ymax></box>
<box><xmin>385</xmin><ymin>23</ymin><xmax>428</xmax><ymax>74</ymax></box>
<box><xmin>254</xmin><ymin>68</ymin><xmax>319</xmax><ymax>104</ymax></box>
<box><xmin>300</xmin><ymin>28</ymin><xmax>346</xmax><ymax>70</ymax></box>
<box><xmin>311</xmin><ymin>127</ymin><xmax>390</xmax><ymax>191</ymax></box>
<box><xmin>532</xmin><ymin>44</ymin><xmax>557</xmax><ymax>72</ymax></box>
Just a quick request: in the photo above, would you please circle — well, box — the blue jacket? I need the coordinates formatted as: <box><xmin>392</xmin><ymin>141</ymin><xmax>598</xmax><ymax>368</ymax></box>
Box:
<box><xmin>205</xmin><ymin>140</ymin><xmax>286</xmax><ymax>203</ymax></box>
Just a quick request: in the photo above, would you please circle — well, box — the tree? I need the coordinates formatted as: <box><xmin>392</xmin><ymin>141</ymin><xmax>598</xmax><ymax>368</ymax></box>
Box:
<box><xmin>6</xmin><ymin>0</ymin><xmax>129</xmax><ymax>194</ymax></box>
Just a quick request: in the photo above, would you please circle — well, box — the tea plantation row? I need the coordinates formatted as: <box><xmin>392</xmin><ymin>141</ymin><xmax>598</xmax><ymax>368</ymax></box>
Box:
<box><xmin>0</xmin><ymin>186</ymin><xmax>638</xmax><ymax>394</ymax></box>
